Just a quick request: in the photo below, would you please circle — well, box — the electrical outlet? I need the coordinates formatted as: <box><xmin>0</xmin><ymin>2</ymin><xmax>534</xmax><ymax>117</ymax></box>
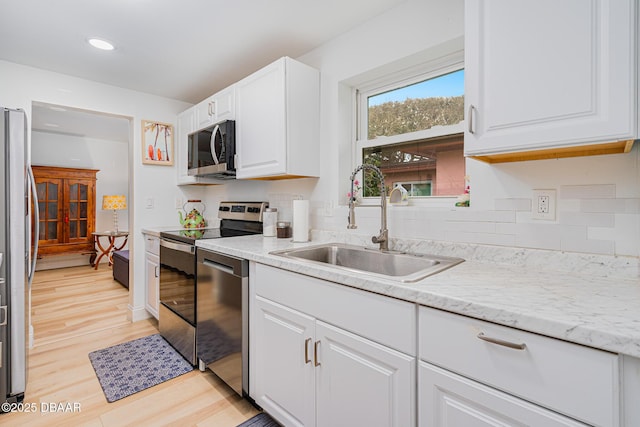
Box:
<box><xmin>532</xmin><ymin>189</ymin><xmax>556</xmax><ymax>220</ymax></box>
<box><xmin>145</xmin><ymin>197</ymin><xmax>154</xmax><ymax>209</ymax></box>
<box><xmin>175</xmin><ymin>198</ymin><xmax>183</xmax><ymax>209</ymax></box>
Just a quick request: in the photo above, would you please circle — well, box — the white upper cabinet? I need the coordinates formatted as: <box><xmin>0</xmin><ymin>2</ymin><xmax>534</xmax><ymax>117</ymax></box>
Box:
<box><xmin>176</xmin><ymin>107</ymin><xmax>196</xmax><ymax>185</ymax></box>
<box><xmin>235</xmin><ymin>57</ymin><xmax>320</xmax><ymax>179</ymax></box>
<box><xmin>464</xmin><ymin>0</ymin><xmax>637</xmax><ymax>160</ymax></box>
<box><xmin>194</xmin><ymin>85</ymin><xmax>235</xmax><ymax>131</ymax></box>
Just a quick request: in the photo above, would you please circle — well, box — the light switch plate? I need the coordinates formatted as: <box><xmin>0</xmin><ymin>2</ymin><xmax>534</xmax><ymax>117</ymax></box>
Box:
<box><xmin>532</xmin><ymin>189</ymin><xmax>556</xmax><ymax>220</ymax></box>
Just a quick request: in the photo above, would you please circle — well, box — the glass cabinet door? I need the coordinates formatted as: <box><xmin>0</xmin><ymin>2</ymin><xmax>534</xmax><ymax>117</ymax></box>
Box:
<box><xmin>66</xmin><ymin>180</ymin><xmax>90</xmax><ymax>242</ymax></box>
<box><xmin>35</xmin><ymin>178</ymin><xmax>64</xmax><ymax>244</ymax></box>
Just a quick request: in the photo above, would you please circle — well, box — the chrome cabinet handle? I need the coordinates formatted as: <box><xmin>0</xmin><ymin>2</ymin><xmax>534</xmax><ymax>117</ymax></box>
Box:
<box><xmin>160</xmin><ymin>239</ymin><xmax>194</xmax><ymax>254</ymax></box>
<box><xmin>154</xmin><ymin>265</ymin><xmax>159</xmax><ymax>278</ymax></box>
<box><xmin>304</xmin><ymin>338</ymin><xmax>312</xmax><ymax>364</ymax></box>
<box><xmin>467</xmin><ymin>104</ymin><xmax>476</xmax><ymax>134</ymax></box>
<box><xmin>314</xmin><ymin>340</ymin><xmax>321</xmax><ymax>366</ymax></box>
<box><xmin>477</xmin><ymin>332</ymin><xmax>526</xmax><ymax>350</ymax></box>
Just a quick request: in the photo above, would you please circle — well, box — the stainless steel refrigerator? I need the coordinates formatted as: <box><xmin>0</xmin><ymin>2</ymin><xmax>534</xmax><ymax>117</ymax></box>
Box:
<box><xmin>0</xmin><ymin>107</ymin><xmax>38</xmax><ymax>407</ymax></box>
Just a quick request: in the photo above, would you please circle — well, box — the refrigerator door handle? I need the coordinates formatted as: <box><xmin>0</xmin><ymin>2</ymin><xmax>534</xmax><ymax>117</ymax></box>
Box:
<box><xmin>27</xmin><ymin>165</ymin><xmax>39</xmax><ymax>286</ymax></box>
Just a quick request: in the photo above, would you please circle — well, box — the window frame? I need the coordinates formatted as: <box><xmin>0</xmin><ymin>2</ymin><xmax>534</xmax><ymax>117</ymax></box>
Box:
<box><xmin>353</xmin><ymin>51</ymin><xmax>465</xmax><ymax>206</ymax></box>
<box><xmin>397</xmin><ymin>180</ymin><xmax>433</xmax><ymax>197</ymax></box>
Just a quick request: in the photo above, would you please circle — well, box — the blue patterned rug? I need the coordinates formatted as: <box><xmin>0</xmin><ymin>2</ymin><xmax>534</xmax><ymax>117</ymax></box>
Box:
<box><xmin>88</xmin><ymin>333</ymin><xmax>193</xmax><ymax>402</ymax></box>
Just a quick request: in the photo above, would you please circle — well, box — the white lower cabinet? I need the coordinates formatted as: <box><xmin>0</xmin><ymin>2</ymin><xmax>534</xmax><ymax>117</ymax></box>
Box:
<box><xmin>418</xmin><ymin>306</ymin><xmax>619</xmax><ymax>427</ymax></box>
<box><xmin>315</xmin><ymin>321</ymin><xmax>414</xmax><ymax>427</ymax></box>
<box><xmin>253</xmin><ymin>296</ymin><xmax>315</xmax><ymax>427</ymax></box>
<box><xmin>143</xmin><ymin>233</ymin><xmax>160</xmax><ymax>319</ymax></box>
<box><xmin>251</xmin><ymin>265</ymin><xmax>626</xmax><ymax>427</ymax></box>
<box><xmin>419</xmin><ymin>362</ymin><xmax>587</xmax><ymax>427</ymax></box>
<box><xmin>251</xmin><ymin>264</ymin><xmax>415</xmax><ymax>427</ymax></box>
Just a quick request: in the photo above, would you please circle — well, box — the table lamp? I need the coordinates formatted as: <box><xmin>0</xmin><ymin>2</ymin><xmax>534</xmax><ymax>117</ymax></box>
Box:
<box><xmin>102</xmin><ymin>195</ymin><xmax>127</xmax><ymax>233</ymax></box>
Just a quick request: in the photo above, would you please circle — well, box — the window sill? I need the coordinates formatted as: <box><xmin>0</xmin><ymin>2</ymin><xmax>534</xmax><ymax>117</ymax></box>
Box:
<box><xmin>356</xmin><ymin>196</ymin><xmax>459</xmax><ymax>209</ymax></box>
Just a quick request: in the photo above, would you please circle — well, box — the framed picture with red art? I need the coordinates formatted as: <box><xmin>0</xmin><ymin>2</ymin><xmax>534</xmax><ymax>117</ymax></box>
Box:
<box><xmin>141</xmin><ymin>120</ymin><xmax>174</xmax><ymax>165</ymax></box>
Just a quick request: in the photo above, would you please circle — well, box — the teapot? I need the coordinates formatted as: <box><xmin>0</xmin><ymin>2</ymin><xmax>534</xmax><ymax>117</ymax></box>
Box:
<box><xmin>179</xmin><ymin>200</ymin><xmax>206</xmax><ymax>229</ymax></box>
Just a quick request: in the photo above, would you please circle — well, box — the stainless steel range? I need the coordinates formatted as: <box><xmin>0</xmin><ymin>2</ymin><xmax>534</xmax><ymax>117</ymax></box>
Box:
<box><xmin>158</xmin><ymin>201</ymin><xmax>267</xmax><ymax>371</ymax></box>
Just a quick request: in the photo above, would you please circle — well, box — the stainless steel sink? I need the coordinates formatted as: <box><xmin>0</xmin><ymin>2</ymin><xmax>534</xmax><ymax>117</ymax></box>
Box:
<box><xmin>270</xmin><ymin>243</ymin><xmax>464</xmax><ymax>282</ymax></box>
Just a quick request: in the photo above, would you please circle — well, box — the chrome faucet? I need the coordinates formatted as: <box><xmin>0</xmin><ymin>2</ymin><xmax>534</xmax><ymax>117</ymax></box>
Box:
<box><xmin>348</xmin><ymin>164</ymin><xmax>389</xmax><ymax>252</ymax></box>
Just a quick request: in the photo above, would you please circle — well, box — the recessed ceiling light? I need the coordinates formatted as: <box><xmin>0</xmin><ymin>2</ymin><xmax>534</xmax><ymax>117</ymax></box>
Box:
<box><xmin>88</xmin><ymin>38</ymin><xmax>115</xmax><ymax>51</ymax></box>
<box><xmin>44</xmin><ymin>123</ymin><xmax>60</xmax><ymax>128</ymax></box>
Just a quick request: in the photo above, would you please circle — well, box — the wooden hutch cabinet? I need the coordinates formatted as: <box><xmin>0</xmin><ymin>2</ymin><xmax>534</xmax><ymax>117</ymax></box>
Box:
<box><xmin>32</xmin><ymin>166</ymin><xmax>98</xmax><ymax>258</ymax></box>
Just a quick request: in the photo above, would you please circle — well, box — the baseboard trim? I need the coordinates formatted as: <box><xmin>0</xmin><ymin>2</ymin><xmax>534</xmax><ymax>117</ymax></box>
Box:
<box><xmin>128</xmin><ymin>304</ymin><xmax>152</xmax><ymax>322</ymax></box>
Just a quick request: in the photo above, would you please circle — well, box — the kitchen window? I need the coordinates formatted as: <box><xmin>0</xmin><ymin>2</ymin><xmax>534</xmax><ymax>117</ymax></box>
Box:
<box><xmin>355</xmin><ymin>56</ymin><xmax>465</xmax><ymax>201</ymax></box>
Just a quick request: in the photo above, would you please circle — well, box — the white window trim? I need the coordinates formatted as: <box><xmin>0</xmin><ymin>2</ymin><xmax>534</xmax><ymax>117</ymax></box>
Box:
<box><xmin>353</xmin><ymin>51</ymin><xmax>465</xmax><ymax>207</ymax></box>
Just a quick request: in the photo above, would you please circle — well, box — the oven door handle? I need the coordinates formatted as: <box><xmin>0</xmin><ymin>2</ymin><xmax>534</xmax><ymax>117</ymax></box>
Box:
<box><xmin>160</xmin><ymin>239</ymin><xmax>195</xmax><ymax>254</ymax></box>
<box><xmin>202</xmin><ymin>259</ymin><xmax>235</xmax><ymax>276</ymax></box>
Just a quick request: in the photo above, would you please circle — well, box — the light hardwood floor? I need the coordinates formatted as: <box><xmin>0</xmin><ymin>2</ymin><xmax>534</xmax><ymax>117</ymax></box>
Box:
<box><xmin>2</xmin><ymin>265</ymin><xmax>259</xmax><ymax>427</ymax></box>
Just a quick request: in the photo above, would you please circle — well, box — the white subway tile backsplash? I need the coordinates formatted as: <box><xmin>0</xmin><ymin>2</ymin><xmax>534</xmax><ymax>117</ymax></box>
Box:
<box><xmin>495</xmin><ymin>222</ymin><xmax>517</xmax><ymax>235</ymax></box>
<box><xmin>495</xmin><ymin>198</ymin><xmax>532</xmax><ymax>211</ymax></box>
<box><xmin>613</xmin><ymin>214</ymin><xmax>640</xmax><ymax>257</ymax></box>
<box><xmin>561</xmin><ymin>225</ymin><xmax>615</xmax><ymax>255</ymax></box>
<box><xmin>445</xmin><ymin>231</ymin><xmax>516</xmax><ymax>246</ymax></box>
<box><xmin>514</xmin><ymin>223</ymin><xmax>562</xmax><ymax>250</ymax></box>
<box><xmin>559</xmin><ymin>212</ymin><xmax>615</xmax><ymax>227</ymax></box>
<box><xmin>560</xmin><ymin>184</ymin><xmax>616</xmax><ymax>199</ymax></box>
<box><xmin>581</xmin><ymin>198</ymin><xmax>640</xmax><ymax>214</ymax></box>
<box><xmin>587</xmin><ymin>226</ymin><xmax>615</xmax><ymax>241</ymax></box>
<box><xmin>445</xmin><ymin>220</ymin><xmax>496</xmax><ymax>233</ymax></box>
<box><xmin>557</xmin><ymin>199</ymin><xmax>581</xmax><ymax>213</ymax></box>
<box><xmin>560</xmin><ymin>232</ymin><xmax>615</xmax><ymax>255</ymax></box>
<box><xmin>318</xmin><ymin>182</ymin><xmax>637</xmax><ymax>256</ymax></box>
<box><xmin>447</xmin><ymin>209</ymin><xmax>516</xmax><ymax>223</ymax></box>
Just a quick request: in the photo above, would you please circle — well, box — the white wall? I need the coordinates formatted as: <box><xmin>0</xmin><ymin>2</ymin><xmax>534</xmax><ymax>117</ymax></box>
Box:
<box><xmin>0</xmin><ymin>59</ymin><xmax>202</xmax><ymax>321</ymax></box>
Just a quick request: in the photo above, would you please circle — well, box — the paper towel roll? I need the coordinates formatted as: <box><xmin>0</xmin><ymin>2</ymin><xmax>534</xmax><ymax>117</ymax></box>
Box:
<box><xmin>292</xmin><ymin>199</ymin><xmax>309</xmax><ymax>242</ymax></box>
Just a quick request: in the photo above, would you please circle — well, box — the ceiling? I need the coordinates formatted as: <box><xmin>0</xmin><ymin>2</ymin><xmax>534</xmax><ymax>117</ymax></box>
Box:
<box><xmin>3</xmin><ymin>0</ymin><xmax>406</xmax><ymax>141</ymax></box>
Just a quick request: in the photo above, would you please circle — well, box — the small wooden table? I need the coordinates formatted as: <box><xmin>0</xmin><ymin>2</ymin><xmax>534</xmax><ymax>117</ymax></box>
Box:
<box><xmin>91</xmin><ymin>231</ymin><xmax>129</xmax><ymax>270</ymax></box>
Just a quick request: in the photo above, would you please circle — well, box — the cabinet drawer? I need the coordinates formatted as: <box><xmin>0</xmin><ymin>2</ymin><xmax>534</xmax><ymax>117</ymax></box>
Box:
<box><xmin>419</xmin><ymin>362</ymin><xmax>588</xmax><ymax>427</ymax></box>
<box><xmin>254</xmin><ymin>263</ymin><xmax>416</xmax><ymax>355</ymax></box>
<box><xmin>419</xmin><ymin>306</ymin><xmax>618</xmax><ymax>427</ymax></box>
<box><xmin>144</xmin><ymin>234</ymin><xmax>159</xmax><ymax>256</ymax></box>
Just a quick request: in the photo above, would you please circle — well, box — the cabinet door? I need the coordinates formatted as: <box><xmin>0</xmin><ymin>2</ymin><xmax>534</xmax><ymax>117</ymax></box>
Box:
<box><xmin>464</xmin><ymin>0</ymin><xmax>637</xmax><ymax>155</ymax></box>
<box><xmin>176</xmin><ymin>107</ymin><xmax>197</xmax><ymax>185</ymax></box>
<box><xmin>213</xmin><ymin>85</ymin><xmax>235</xmax><ymax>121</ymax></box>
<box><xmin>65</xmin><ymin>179</ymin><xmax>94</xmax><ymax>244</ymax></box>
<box><xmin>419</xmin><ymin>362</ymin><xmax>587</xmax><ymax>427</ymax></box>
<box><xmin>35</xmin><ymin>177</ymin><xmax>64</xmax><ymax>244</ymax></box>
<box><xmin>145</xmin><ymin>252</ymin><xmax>159</xmax><ymax>319</ymax></box>
<box><xmin>253</xmin><ymin>295</ymin><xmax>315</xmax><ymax>427</ymax></box>
<box><xmin>315</xmin><ymin>321</ymin><xmax>414</xmax><ymax>427</ymax></box>
<box><xmin>236</xmin><ymin>58</ymin><xmax>287</xmax><ymax>178</ymax></box>
<box><xmin>195</xmin><ymin>94</ymin><xmax>217</xmax><ymax>130</ymax></box>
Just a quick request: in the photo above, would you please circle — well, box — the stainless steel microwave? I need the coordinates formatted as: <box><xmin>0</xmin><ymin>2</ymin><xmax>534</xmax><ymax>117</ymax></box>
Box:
<box><xmin>187</xmin><ymin>120</ymin><xmax>236</xmax><ymax>178</ymax></box>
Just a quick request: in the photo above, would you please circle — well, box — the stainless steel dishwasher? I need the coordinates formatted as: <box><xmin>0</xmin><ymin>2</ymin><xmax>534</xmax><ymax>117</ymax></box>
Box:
<box><xmin>196</xmin><ymin>248</ymin><xmax>249</xmax><ymax>397</ymax></box>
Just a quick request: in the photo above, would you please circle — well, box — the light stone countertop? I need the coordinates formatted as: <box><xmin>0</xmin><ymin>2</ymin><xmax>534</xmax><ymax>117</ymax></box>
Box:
<box><xmin>141</xmin><ymin>226</ymin><xmax>185</xmax><ymax>237</ymax></box>
<box><xmin>196</xmin><ymin>232</ymin><xmax>640</xmax><ymax>358</ymax></box>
